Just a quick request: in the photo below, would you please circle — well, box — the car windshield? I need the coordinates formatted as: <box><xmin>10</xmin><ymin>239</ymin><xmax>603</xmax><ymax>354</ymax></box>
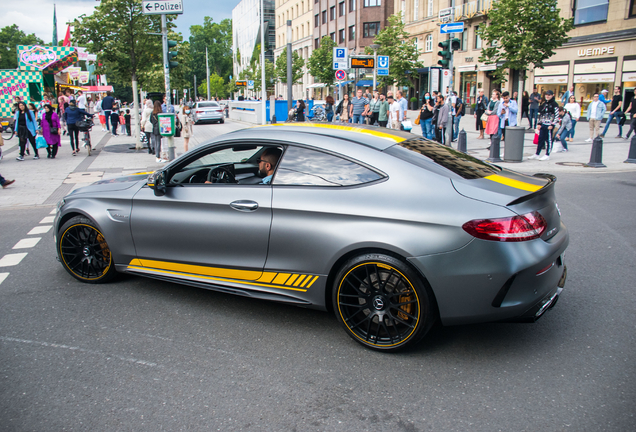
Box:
<box><xmin>181</xmin><ymin>146</ymin><xmax>261</xmax><ymax>171</ymax></box>
<box><xmin>386</xmin><ymin>137</ymin><xmax>501</xmax><ymax>180</ymax></box>
<box><xmin>198</xmin><ymin>102</ymin><xmax>219</xmax><ymax>108</ymax></box>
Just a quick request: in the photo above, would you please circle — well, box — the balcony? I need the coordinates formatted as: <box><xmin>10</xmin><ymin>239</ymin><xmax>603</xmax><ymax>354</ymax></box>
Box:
<box><xmin>451</xmin><ymin>0</ymin><xmax>493</xmax><ymax>22</ymax></box>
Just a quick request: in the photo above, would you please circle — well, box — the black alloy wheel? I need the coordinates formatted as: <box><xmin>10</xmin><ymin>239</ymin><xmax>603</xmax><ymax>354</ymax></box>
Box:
<box><xmin>58</xmin><ymin>216</ymin><xmax>117</xmax><ymax>283</ymax></box>
<box><xmin>333</xmin><ymin>254</ymin><xmax>434</xmax><ymax>351</ymax></box>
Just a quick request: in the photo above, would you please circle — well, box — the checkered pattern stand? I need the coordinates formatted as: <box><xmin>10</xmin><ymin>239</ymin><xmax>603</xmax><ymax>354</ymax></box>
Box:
<box><xmin>0</xmin><ymin>70</ymin><xmax>43</xmax><ymax>118</ymax></box>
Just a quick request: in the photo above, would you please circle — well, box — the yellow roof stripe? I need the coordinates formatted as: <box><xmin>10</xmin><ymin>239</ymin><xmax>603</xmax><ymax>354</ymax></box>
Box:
<box><xmin>265</xmin><ymin>123</ymin><xmax>402</xmax><ymax>143</ymax></box>
<box><xmin>484</xmin><ymin>174</ymin><xmax>543</xmax><ymax>192</ymax></box>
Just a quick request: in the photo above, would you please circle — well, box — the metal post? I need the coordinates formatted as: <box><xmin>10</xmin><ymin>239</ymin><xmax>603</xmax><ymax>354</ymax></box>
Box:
<box><xmin>206</xmin><ymin>47</ymin><xmax>210</xmax><ymax>101</ymax></box>
<box><xmin>194</xmin><ymin>74</ymin><xmax>197</xmax><ymax>101</ymax></box>
<box><xmin>260</xmin><ymin>0</ymin><xmax>267</xmax><ymax>124</ymax></box>
<box><xmin>586</xmin><ymin>136</ymin><xmax>607</xmax><ymax>168</ymax></box>
<box><xmin>625</xmin><ymin>135</ymin><xmax>636</xmax><ymax>163</ymax></box>
<box><xmin>446</xmin><ymin>0</ymin><xmax>455</xmax><ymax>146</ymax></box>
<box><xmin>161</xmin><ymin>14</ymin><xmax>175</xmax><ymax>161</ymax></box>
<box><xmin>287</xmin><ymin>20</ymin><xmax>293</xmax><ymax>114</ymax></box>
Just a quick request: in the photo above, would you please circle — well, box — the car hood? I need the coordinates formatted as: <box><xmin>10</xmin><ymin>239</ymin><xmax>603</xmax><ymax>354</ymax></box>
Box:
<box><xmin>69</xmin><ymin>172</ymin><xmax>153</xmax><ymax>195</ymax></box>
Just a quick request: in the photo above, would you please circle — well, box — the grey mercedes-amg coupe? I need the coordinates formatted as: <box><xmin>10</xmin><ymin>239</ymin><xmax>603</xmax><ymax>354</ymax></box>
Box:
<box><xmin>54</xmin><ymin>124</ymin><xmax>568</xmax><ymax>351</ymax></box>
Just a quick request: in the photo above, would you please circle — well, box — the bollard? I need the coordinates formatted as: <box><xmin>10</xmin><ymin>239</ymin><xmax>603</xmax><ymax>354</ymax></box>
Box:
<box><xmin>625</xmin><ymin>135</ymin><xmax>636</xmax><ymax>163</ymax></box>
<box><xmin>586</xmin><ymin>136</ymin><xmax>606</xmax><ymax>168</ymax></box>
<box><xmin>457</xmin><ymin>129</ymin><xmax>467</xmax><ymax>153</ymax></box>
<box><xmin>487</xmin><ymin>135</ymin><xmax>503</xmax><ymax>163</ymax></box>
<box><xmin>271</xmin><ymin>114</ymin><xmax>277</xmax><ymax>124</ymax></box>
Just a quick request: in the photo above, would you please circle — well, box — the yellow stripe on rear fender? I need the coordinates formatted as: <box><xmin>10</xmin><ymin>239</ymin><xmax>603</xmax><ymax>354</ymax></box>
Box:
<box><xmin>484</xmin><ymin>174</ymin><xmax>543</xmax><ymax>192</ymax></box>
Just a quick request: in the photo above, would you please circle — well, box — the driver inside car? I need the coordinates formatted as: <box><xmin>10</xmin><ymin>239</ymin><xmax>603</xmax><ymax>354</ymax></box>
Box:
<box><xmin>257</xmin><ymin>148</ymin><xmax>282</xmax><ymax>184</ymax></box>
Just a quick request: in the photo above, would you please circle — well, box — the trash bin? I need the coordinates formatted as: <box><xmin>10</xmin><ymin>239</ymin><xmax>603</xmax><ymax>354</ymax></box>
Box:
<box><xmin>504</xmin><ymin>126</ymin><xmax>525</xmax><ymax>162</ymax></box>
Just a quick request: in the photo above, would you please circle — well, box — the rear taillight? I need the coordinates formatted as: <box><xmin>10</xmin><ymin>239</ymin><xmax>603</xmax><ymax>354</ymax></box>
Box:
<box><xmin>462</xmin><ymin>211</ymin><xmax>547</xmax><ymax>242</ymax></box>
<box><xmin>196</xmin><ymin>110</ymin><xmax>204</xmax><ymax>113</ymax></box>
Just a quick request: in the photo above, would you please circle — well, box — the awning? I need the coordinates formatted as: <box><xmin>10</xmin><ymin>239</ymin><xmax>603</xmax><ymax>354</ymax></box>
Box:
<box><xmin>307</xmin><ymin>83</ymin><xmax>326</xmax><ymax>88</ymax></box>
<box><xmin>337</xmin><ymin>80</ymin><xmax>352</xmax><ymax>86</ymax></box>
<box><xmin>81</xmin><ymin>85</ymin><xmax>114</xmax><ymax>93</ymax></box>
<box><xmin>458</xmin><ymin>65</ymin><xmax>476</xmax><ymax>72</ymax></box>
<box><xmin>356</xmin><ymin>80</ymin><xmax>373</xmax><ymax>87</ymax></box>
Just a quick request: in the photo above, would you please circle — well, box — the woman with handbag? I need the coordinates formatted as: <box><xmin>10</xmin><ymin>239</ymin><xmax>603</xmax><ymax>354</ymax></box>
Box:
<box><xmin>149</xmin><ymin>101</ymin><xmax>165</xmax><ymax>163</ymax></box>
<box><xmin>141</xmin><ymin>100</ymin><xmax>154</xmax><ymax>154</ymax></box>
<box><xmin>474</xmin><ymin>89</ymin><xmax>488</xmax><ymax>139</ymax></box>
<box><xmin>336</xmin><ymin>94</ymin><xmax>350</xmax><ymax>123</ymax></box>
<box><xmin>485</xmin><ymin>90</ymin><xmax>501</xmax><ymax>139</ymax></box>
<box><xmin>419</xmin><ymin>98</ymin><xmax>434</xmax><ymax>139</ymax></box>
<box><xmin>41</xmin><ymin>104</ymin><xmax>61</xmax><ymax>158</ymax></box>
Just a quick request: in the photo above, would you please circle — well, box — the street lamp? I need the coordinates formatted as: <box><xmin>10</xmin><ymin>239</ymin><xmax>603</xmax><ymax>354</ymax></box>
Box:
<box><xmin>370</xmin><ymin>44</ymin><xmax>380</xmax><ymax>91</ymax></box>
<box><xmin>287</xmin><ymin>20</ymin><xmax>293</xmax><ymax>114</ymax></box>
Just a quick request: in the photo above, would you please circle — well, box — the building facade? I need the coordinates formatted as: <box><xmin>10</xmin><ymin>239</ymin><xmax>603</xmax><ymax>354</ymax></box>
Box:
<box><xmin>399</xmin><ymin>0</ymin><xmax>636</xmax><ymax>114</ymax></box>
<box><xmin>232</xmin><ymin>0</ymin><xmax>276</xmax><ymax>90</ymax></box>
<box><xmin>273</xmin><ymin>0</ymin><xmax>314</xmax><ymax>100</ymax></box>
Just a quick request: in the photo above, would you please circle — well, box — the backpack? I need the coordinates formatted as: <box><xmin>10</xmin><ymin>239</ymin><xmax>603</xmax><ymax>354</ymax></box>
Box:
<box><xmin>456</xmin><ymin>98</ymin><xmax>465</xmax><ymax>116</ymax></box>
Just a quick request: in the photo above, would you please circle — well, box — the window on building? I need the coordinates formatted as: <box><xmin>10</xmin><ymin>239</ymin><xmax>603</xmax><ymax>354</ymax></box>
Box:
<box><xmin>427</xmin><ymin>0</ymin><xmax>433</xmax><ymax>17</ymax></box>
<box><xmin>297</xmin><ymin>5</ymin><xmax>299</xmax><ymax>16</ymax></box>
<box><xmin>339</xmin><ymin>28</ymin><xmax>345</xmax><ymax>43</ymax></box>
<box><xmin>364</xmin><ymin>0</ymin><xmax>381</xmax><ymax>6</ymax></box>
<box><xmin>363</xmin><ymin>22</ymin><xmax>380</xmax><ymax>38</ymax></box>
<box><xmin>414</xmin><ymin>0</ymin><xmax>419</xmax><ymax>20</ymax></box>
<box><xmin>574</xmin><ymin>0</ymin><xmax>609</xmax><ymax>25</ymax></box>
<box><xmin>330</xmin><ymin>6</ymin><xmax>336</xmax><ymax>20</ymax></box>
<box><xmin>322</xmin><ymin>10</ymin><xmax>327</xmax><ymax>24</ymax></box>
<box><xmin>425</xmin><ymin>34</ymin><xmax>433</xmax><ymax>52</ymax></box>
<box><xmin>474</xmin><ymin>26</ymin><xmax>482</xmax><ymax>49</ymax></box>
<box><xmin>315</xmin><ymin>38</ymin><xmax>320</xmax><ymax>49</ymax></box>
<box><xmin>461</xmin><ymin>29</ymin><xmax>468</xmax><ymax>51</ymax></box>
<box><xmin>330</xmin><ymin>32</ymin><xmax>336</xmax><ymax>42</ymax></box>
<box><xmin>339</xmin><ymin>1</ymin><xmax>345</xmax><ymax>16</ymax></box>
<box><xmin>301</xmin><ymin>24</ymin><xmax>304</xmax><ymax>38</ymax></box>
<box><xmin>349</xmin><ymin>25</ymin><xmax>355</xmax><ymax>41</ymax></box>
<box><xmin>349</xmin><ymin>0</ymin><xmax>356</xmax><ymax>12</ymax></box>
<box><xmin>315</xmin><ymin>14</ymin><xmax>319</xmax><ymax>27</ymax></box>
<box><xmin>630</xmin><ymin>0</ymin><xmax>636</xmax><ymax>17</ymax></box>
<box><xmin>315</xmin><ymin>0</ymin><xmax>318</xmax><ymax>3</ymax></box>
<box><xmin>414</xmin><ymin>38</ymin><xmax>419</xmax><ymax>53</ymax></box>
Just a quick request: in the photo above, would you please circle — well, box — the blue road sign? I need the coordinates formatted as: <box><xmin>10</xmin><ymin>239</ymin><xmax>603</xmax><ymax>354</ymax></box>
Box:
<box><xmin>377</xmin><ymin>69</ymin><xmax>389</xmax><ymax>76</ymax></box>
<box><xmin>335</xmin><ymin>48</ymin><xmax>346</xmax><ymax>59</ymax></box>
<box><xmin>377</xmin><ymin>56</ymin><xmax>389</xmax><ymax>69</ymax></box>
<box><xmin>440</xmin><ymin>22</ymin><xmax>464</xmax><ymax>34</ymax></box>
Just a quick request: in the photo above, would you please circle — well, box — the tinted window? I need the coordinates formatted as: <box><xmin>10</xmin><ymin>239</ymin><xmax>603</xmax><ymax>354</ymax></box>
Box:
<box><xmin>198</xmin><ymin>102</ymin><xmax>219</xmax><ymax>108</ymax></box>
<box><xmin>386</xmin><ymin>138</ymin><xmax>500</xmax><ymax>180</ymax></box>
<box><xmin>273</xmin><ymin>146</ymin><xmax>383</xmax><ymax>186</ymax></box>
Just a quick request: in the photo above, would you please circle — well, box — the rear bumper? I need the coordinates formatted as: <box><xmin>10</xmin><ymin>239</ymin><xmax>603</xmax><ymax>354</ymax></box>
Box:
<box><xmin>505</xmin><ymin>265</ymin><xmax>566</xmax><ymax>323</ymax></box>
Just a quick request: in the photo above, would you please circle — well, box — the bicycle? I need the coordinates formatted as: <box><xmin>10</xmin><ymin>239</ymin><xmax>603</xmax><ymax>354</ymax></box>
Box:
<box><xmin>1</xmin><ymin>119</ymin><xmax>15</xmax><ymax>141</ymax></box>
<box><xmin>76</xmin><ymin>119</ymin><xmax>93</xmax><ymax>156</ymax></box>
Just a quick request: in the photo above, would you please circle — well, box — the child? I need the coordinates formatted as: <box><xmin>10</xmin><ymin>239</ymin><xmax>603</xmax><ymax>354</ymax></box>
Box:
<box><xmin>124</xmin><ymin>109</ymin><xmax>131</xmax><ymax>136</ymax></box>
<box><xmin>110</xmin><ymin>105</ymin><xmax>120</xmax><ymax>136</ymax></box>
<box><xmin>119</xmin><ymin>111</ymin><xmax>126</xmax><ymax>135</ymax></box>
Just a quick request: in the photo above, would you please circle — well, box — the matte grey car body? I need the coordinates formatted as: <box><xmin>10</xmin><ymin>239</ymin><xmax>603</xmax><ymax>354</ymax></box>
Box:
<box><xmin>55</xmin><ymin>124</ymin><xmax>568</xmax><ymax>351</ymax></box>
<box><xmin>192</xmin><ymin>101</ymin><xmax>224</xmax><ymax>124</ymax></box>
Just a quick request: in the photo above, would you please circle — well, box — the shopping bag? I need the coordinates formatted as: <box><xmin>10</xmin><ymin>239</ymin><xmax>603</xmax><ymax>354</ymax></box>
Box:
<box><xmin>401</xmin><ymin>120</ymin><xmax>413</xmax><ymax>131</ymax></box>
<box><xmin>533</xmin><ymin>133</ymin><xmax>539</xmax><ymax>145</ymax></box>
<box><xmin>414</xmin><ymin>114</ymin><xmax>421</xmax><ymax>125</ymax></box>
<box><xmin>36</xmin><ymin>136</ymin><xmax>48</xmax><ymax>149</ymax></box>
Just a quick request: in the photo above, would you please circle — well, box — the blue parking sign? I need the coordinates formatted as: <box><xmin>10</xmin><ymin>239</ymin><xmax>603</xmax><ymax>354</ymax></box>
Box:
<box><xmin>336</xmin><ymin>48</ymin><xmax>345</xmax><ymax>58</ymax></box>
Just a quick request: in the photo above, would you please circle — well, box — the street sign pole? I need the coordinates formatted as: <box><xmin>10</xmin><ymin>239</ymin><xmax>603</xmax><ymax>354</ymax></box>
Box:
<box><xmin>446</xmin><ymin>0</ymin><xmax>456</xmax><ymax>147</ymax></box>
<box><xmin>161</xmin><ymin>14</ymin><xmax>175</xmax><ymax>160</ymax></box>
<box><xmin>206</xmin><ymin>47</ymin><xmax>210</xmax><ymax>101</ymax></box>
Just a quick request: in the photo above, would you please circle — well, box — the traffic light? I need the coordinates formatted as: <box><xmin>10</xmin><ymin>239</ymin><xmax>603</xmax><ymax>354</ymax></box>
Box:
<box><xmin>167</xmin><ymin>40</ymin><xmax>178</xmax><ymax>69</ymax></box>
<box><xmin>450</xmin><ymin>38</ymin><xmax>461</xmax><ymax>51</ymax></box>
<box><xmin>437</xmin><ymin>40</ymin><xmax>451</xmax><ymax>68</ymax></box>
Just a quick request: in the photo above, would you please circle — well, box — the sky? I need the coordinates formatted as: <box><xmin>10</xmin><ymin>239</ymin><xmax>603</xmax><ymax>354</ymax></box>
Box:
<box><xmin>6</xmin><ymin>0</ymin><xmax>240</xmax><ymax>44</ymax></box>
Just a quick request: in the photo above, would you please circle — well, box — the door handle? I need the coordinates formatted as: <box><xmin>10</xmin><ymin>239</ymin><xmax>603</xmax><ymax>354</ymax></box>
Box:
<box><xmin>230</xmin><ymin>200</ymin><xmax>259</xmax><ymax>212</ymax></box>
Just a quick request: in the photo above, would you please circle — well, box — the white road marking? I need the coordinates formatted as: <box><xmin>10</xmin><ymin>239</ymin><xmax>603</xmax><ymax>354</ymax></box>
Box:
<box><xmin>49</xmin><ymin>209</ymin><xmax>57</xmax><ymax>215</ymax></box>
<box><xmin>0</xmin><ymin>336</ymin><xmax>158</xmax><ymax>367</ymax></box>
<box><xmin>39</xmin><ymin>216</ymin><xmax>55</xmax><ymax>224</ymax></box>
<box><xmin>0</xmin><ymin>273</ymin><xmax>9</xmax><ymax>285</ymax></box>
<box><xmin>13</xmin><ymin>238</ymin><xmax>42</xmax><ymax>249</ymax></box>
<box><xmin>0</xmin><ymin>253</ymin><xmax>28</xmax><ymax>267</ymax></box>
<box><xmin>27</xmin><ymin>225</ymin><xmax>52</xmax><ymax>235</ymax></box>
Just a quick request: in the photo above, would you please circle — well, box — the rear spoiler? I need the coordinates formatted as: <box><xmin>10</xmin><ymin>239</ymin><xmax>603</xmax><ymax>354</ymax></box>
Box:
<box><xmin>507</xmin><ymin>173</ymin><xmax>556</xmax><ymax>206</ymax></box>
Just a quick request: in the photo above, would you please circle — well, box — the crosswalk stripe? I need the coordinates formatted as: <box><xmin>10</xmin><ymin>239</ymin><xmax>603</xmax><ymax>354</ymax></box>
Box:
<box><xmin>13</xmin><ymin>238</ymin><xmax>41</xmax><ymax>249</ymax></box>
<box><xmin>0</xmin><ymin>273</ymin><xmax>8</xmax><ymax>285</ymax></box>
<box><xmin>39</xmin><ymin>216</ymin><xmax>55</xmax><ymax>224</ymax></box>
<box><xmin>0</xmin><ymin>253</ymin><xmax>28</xmax><ymax>267</ymax></box>
<box><xmin>27</xmin><ymin>226</ymin><xmax>52</xmax><ymax>235</ymax></box>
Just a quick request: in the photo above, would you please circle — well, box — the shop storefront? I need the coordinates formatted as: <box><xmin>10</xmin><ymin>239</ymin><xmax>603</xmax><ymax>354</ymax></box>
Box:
<box><xmin>534</xmin><ymin>62</ymin><xmax>569</xmax><ymax>100</ymax></box>
<box><xmin>458</xmin><ymin>65</ymin><xmax>477</xmax><ymax>108</ymax></box>
<box><xmin>621</xmin><ymin>57</ymin><xmax>636</xmax><ymax>110</ymax></box>
<box><xmin>573</xmin><ymin>58</ymin><xmax>616</xmax><ymax>111</ymax></box>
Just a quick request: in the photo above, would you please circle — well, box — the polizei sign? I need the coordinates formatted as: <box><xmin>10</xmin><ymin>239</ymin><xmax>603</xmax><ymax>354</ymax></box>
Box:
<box><xmin>142</xmin><ymin>0</ymin><xmax>184</xmax><ymax>15</ymax></box>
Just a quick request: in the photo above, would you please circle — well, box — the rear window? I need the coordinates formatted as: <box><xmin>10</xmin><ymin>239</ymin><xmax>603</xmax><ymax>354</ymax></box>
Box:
<box><xmin>198</xmin><ymin>102</ymin><xmax>219</xmax><ymax>108</ymax></box>
<box><xmin>385</xmin><ymin>138</ymin><xmax>500</xmax><ymax>180</ymax></box>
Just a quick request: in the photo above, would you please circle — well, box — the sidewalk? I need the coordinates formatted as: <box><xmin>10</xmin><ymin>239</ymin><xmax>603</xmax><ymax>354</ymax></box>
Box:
<box><xmin>405</xmin><ymin>109</ymin><xmax>636</xmax><ymax>174</ymax></box>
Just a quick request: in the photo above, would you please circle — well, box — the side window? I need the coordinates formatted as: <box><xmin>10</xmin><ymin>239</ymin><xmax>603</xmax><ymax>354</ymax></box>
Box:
<box><xmin>273</xmin><ymin>146</ymin><xmax>384</xmax><ymax>186</ymax></box>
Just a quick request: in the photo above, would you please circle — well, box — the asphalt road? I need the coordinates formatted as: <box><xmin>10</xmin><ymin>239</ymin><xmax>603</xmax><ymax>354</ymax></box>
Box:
<box><xmin>0</xmin><ymin>147</ymin><xmax>635</xmax><ymax>430</ymax></box>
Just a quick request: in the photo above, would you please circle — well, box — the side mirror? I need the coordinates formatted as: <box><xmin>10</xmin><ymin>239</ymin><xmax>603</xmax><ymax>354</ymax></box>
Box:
<box><xmin>148</xmin><ymin>171</ymin><xmax>167</xmax><ymax>196</ymax></box>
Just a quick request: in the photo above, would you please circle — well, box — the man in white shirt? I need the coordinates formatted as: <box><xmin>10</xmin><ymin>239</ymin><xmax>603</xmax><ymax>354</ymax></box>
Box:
<box><xmin>388</xmin><ymin>96</ymin><xmax>403</xmax><ymax>130</ymax></box>
<box><xmin>76</xmin><ymin>91</ymin><xmax>87</xmax><ymax>110</ymax></box>
<box><xmin>586</xmin><ymin>93</ymin><xmax>606</xmax><ymax>141</ymax></box>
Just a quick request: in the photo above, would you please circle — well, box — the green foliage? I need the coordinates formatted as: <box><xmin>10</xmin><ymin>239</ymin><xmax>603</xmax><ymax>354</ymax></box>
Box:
<box><xmin>139</xmin><ymin>32</ymin><xmax>192</xmax><ymax>93</ymax></box>
<box><xmin>0</xmin><ymin>24</ymin><xmax>44</xmax><ymax>70</ymax></box>
<box><xmin>198</xmin><ymin>73</ymin><xmax>228</xmax><ymax>99</ymax></box>
<box><xmin>275</xmin><ymin>47</ymin><xmax>305</xmax><ymax>85</ymax></box>
<box><xmin>73</xmin><ymin>0</ymin><xmax>165</xmax><ymax>89</ymax></box>
<box><xmin>477</xmin><ymin>0</ymin><xmax>573</xmax><ymax>84</ymax></box>
<box><xmin>308</xmin><ymin>36</ymin><xmax>337</xmax><ymax>86</ymax></box>
<box><xmin>365</xmin><ymin>13</ymin><xmax>422</xmax><ymax>88</ymax></box>
<box><xmin>252</xmin><ymin>59</ymin><xmax>276</xmax><ymax>93</ymax></box>
<box><xmin>189</xmin><ymin>17</ymin><xmax>232</xmax><ymax>83</ymax></box>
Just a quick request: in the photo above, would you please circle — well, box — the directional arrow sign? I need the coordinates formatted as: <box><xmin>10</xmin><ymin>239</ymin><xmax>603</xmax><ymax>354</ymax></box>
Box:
<box><xmin>142</xmin><ymin>0</ymin><xmax>184</xmax><ymax>15</ymax></box>
<box><xmin>440</xmin><ymin>22</ymin><xmax>464</xmax><ymax>34</ymax></box>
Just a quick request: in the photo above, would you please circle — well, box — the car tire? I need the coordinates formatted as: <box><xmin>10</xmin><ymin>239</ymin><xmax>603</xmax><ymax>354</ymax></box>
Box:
<box><xmin>220</xmin><ymin>119</ymin><xmax>224</xmax><ymax>124</ymax></box>
<box><xmin>57</xmin><ymin>215</ymin><xmax>117</xmax><ymax>284</ymax></box>
<box><xmin>333</xmin><ymin>253</ymin><xmax>434</xmax><ymax>352</ymax></box>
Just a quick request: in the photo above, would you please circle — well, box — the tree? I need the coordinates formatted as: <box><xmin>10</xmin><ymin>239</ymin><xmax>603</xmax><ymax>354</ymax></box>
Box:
<box><xmin>73</xmin><ymin>0</ymin><xmax>166</xmax><ymax>148</ymax></box>
<box><xmin>275</xmin><ymin>47</ymin><xmax>305</xmax><ymax>85</ymax></box>
<box><xmin>189</xmin><ymin>17</ymin><xmax>232</xmax><ymax>83</ymax></box>
<box><xmin>253</xmin><ymin>59</ymin><xmax>276</xmax><ymax>94</ymax></box>
<box><xmin>198</xmin><ymin>73</ymin><xmax>228</xmax><ymax>99</ymax></box>
<box><xmin>365</xmin><ymin>13</ymin><xmax>422</xmax><ymax>89</ymax></box>
<box><xmin>0</xmin><ymin>25</ymin><xmax>44</xmax><ymax>70</ymax></box>
<box><xmin>477</xmin><ymin>0</ymin><xmax>573</xmax><ymax>122</ymax></box>
<box><xmin>308</xmin><ymin>36</ymin><xmax>337</xmax><ymax>87</ymax></box>
<box><xmin>138</xmin><ymin>33</ymin><xmax>192</xmax><ymax>96</ymax></box>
